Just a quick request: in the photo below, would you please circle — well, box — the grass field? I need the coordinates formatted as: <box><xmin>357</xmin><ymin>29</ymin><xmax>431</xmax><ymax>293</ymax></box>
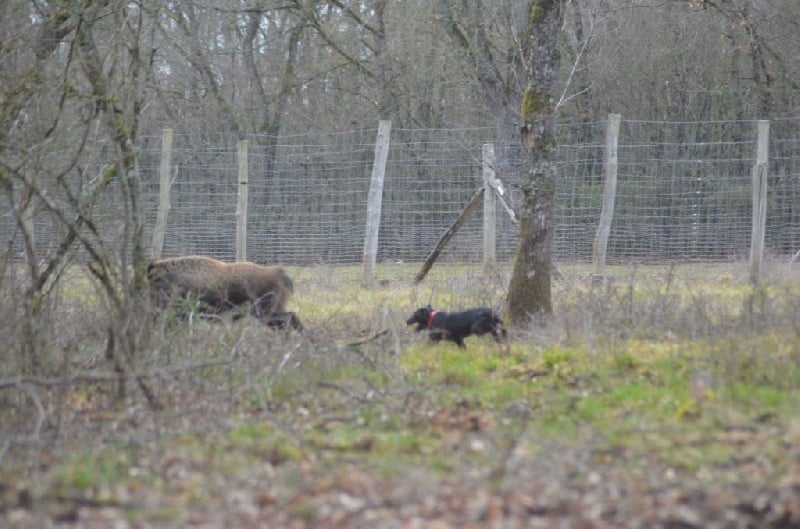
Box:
<box><xmin>2</xmin><ymin>260</ymin><xmax>800</xmax><ymax>527</ymax></box>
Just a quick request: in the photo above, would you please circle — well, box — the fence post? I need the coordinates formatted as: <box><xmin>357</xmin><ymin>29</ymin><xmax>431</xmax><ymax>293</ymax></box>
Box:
<box><xmin>151</xmin><ymin>128</ymin><xmax>173</xmax><ymax>259</ymax></box>
<box><xmin>361</xmin><ymin>120</ymin><xmax>392</xmax><ymax>283</ymax></box>
<box><xmin>482</xmin><ymin>143</ymin><xmax>497</xmax><ymax>274</ymax></box>
<box><xmin>749</xmin><ymin>120</ymin><xmax>769</xmax><ymax>284</ymax></box>
<box><xmin>592</xmin><ymin>114</ymin><xmax>621</xmax><ymax>284</ymax></box>
<box><xmin>236</xmin><ymin>138</ymin><xmax>249</xmax><ymax>262</ymax></box>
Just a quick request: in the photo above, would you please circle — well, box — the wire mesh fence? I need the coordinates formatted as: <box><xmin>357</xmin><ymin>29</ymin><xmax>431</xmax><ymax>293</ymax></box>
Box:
<box><xmin>5</xmin><ymin>117</ymin><xmax>800</xmax><ymax>266</ymax></box>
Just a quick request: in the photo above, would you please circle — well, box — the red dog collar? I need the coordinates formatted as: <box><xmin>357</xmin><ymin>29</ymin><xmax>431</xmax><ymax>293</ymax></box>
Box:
<box><xmin>427</xmin><ymin>310</ymin><xmax>437</xmax><ymax>329</ymax></box>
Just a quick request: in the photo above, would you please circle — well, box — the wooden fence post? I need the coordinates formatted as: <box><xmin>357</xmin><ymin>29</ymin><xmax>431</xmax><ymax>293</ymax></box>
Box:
<box><xmin>749</xmin><ymin>120</ymin><xmax>769</xmax><ymax>284</ymax></box>
<box><xmin>482</xmin><ymin>143</ymin><xmax>497</xmax><ymax>274</ymax></box>
<box><xmin>361</xmin><ymin>120</ymin><xmax>392</xmax><ymax>284</ymax></box>
<box><xmin>236</xmin><ymin>138</ymin><xmax>249</xmax><ymax>262</ymax></box>
<box><xmin>151</xmin><ymin>128</ymin><xmax>173</xmax><ymax>259</ymax></box>
<box><xmin>592</xmin><ymin>114</ymin><xmax>621</xmax><ymax>284</ymax></box>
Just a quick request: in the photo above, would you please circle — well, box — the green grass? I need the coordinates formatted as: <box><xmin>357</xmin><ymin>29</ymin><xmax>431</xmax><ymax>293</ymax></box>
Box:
<box><xmin>53</xmin><ymin>442</ymin><xmax>142</xmax><ymax>496</ymax></box>
<box><xmin>5</xmin><ymin>261</ymin><xmax>800</xmax><ymax>523</ymax></box>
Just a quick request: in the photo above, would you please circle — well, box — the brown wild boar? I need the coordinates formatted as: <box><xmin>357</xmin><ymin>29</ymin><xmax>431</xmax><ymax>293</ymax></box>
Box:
<box><xmin>147</xmin><ymin>255</ymin><xmax>302</xmax><ymax>330</ymax></box>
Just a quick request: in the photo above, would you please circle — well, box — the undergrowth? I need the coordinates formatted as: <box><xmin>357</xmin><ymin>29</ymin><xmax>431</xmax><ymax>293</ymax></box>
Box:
<box><xmin>2</xmin><ymin>261</ymin><xmax>800</xmax><ymax>523</ymax></box>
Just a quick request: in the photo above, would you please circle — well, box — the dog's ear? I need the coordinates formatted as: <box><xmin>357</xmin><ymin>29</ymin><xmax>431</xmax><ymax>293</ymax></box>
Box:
<box><xmin>426</xmin><ymin>304</ymin><xmax>432</xmax><ymax>310</ymax></box>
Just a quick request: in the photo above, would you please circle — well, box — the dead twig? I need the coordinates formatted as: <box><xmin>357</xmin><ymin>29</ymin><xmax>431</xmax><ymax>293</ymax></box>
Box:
<box><xmin>0</xmin><ymin>359</ymin><xmax>231</xmax><ymax>391</ymax></box>
<box><xmin>347</xmin><ymin>328</ymin><xmax>390</xmax><ymax>348</ymax></box>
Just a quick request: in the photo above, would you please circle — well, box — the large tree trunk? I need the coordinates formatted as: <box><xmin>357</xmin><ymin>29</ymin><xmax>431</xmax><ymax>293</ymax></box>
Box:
<box><xmin>507</xmin><ymin>0</ymin><xmax>563</xmax><ymax>325</ymax></box>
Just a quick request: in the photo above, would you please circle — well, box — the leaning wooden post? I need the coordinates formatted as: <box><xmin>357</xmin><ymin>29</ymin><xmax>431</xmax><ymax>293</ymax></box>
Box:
<box><xmin>749</xmin><ymin>120</ymin><xmax>769</xmax><ymax>284</ymax></box>
<box><xmin>20</xmin><ymin>189</ymin><xmax>35</xmax><ymax>262</ymax></box>
<box><xmin>151</xmin><ymin>128</ymin><xmax>173</xmax><ymax>259</ymax></box>
<box><xmin>482</xmin><ymin>143</ymin><xmax>497</xmax><ymax>274</ymax></box>
<box><xmin>592</xmin><ymin>114</ymin><xmax>621</xmax><ymax>285</ymax></box>
<box><xmin>415</xmin><ymin>187</ymin><xmax>484</xmax><ymax>282</ymax></box>
<box><xmin>361</xmin><ymin>120</ymin><xmax>392</xmax><ymax>284</ymax></box>
<box><xmin>236</xmin><ymin>138</ymin><xmax>249</xmax><ymax>262</ymax></box>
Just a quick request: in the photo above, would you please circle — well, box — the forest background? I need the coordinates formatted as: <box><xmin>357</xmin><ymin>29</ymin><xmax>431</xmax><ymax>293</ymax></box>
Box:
<box><xmin>4</xmin><ymin>0</ymin><xmax>800</xmax><ymax>269</ymax></box>
<box><xmin>3</xmin><ymin>0</ymin><xmax>800</xmax><ymax>266</ymax></box>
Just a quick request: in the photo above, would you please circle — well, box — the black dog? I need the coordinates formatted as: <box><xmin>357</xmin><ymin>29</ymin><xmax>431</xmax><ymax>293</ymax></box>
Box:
<box><xmin>406</xmin><ymin>305</ymin><xmax>507</xmax><ymax>349</ymax></box>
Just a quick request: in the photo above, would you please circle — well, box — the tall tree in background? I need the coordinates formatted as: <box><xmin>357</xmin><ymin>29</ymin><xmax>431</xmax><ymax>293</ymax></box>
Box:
<box><xmin>434</xmin><ymin>0</ymin><xmax>528</xmax><ymax>142</ymax></box>
<box><xmin>507</xmin><ymin>0</ymin><xmax>563</xmax><ymax>324</ymax></box>
<box><xmin>687</xmin><ymin>0</ymin><xmax>788</xmax><ymax>118</ymax></box>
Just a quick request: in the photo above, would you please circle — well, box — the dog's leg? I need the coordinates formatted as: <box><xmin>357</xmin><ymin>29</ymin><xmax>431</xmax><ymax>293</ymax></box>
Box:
<box><xmin>496</xmin><ymin>317</ymin><xmax>508</xmax><ymax>339</ymax></box>
<box><xmin>492</xmin><ymin>322</ymin><xmax>510</xmax><ymax>353</ymax></box>
<box><xmin>487</xmin><ymin>320</ymin><xmax>503</xmax><ymax>342</ymax></box>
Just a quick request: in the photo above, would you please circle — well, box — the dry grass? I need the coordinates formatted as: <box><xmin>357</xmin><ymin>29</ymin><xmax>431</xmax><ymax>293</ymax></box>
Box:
<box><xmin>2</xmin><ymin>259</ymin><xmax>800</xmax><ymax>527</ymax></box>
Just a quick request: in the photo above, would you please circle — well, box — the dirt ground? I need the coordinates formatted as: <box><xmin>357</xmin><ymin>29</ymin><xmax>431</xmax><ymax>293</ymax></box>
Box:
<box><xmin>3</xmin><ymin>348</ymin><xmax>800</xmax><ymax>529</ymax></box>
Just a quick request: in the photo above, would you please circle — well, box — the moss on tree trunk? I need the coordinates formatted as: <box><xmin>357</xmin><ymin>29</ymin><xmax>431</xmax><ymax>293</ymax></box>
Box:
<box><xmin>506</xmin><ymin>0</ymin><xmax>562</xmax><ymax>325</ymax></box>
<box><xmin>507</xmin><ymin>165</ymin><xmax>555</xmax><ymax>323</ymax></box>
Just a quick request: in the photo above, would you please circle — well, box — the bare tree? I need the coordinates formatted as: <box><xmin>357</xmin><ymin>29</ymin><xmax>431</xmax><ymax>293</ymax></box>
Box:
<box><xmin>0</xmin><ymin>1</ymin><xmax>158</xmax><ymax>406</ymax></box>
<box><xmin>0</xmin><ymin>1</ymin><xmax>75</xmax><ymax>373</ymax></box>
<box><xmin>687</xmin><ymin>0</ymin><xmax>798</xmax><ymax>118</ymax></box>
<box><xmin>434</xmin><ymin>0</ymin><xmax>529</xmax><ymax>142</ymax></box>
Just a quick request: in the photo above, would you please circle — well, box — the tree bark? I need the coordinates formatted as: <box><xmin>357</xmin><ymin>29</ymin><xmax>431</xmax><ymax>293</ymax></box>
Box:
<box><xmin>507</xmin><ymin>0</ymin><xmax>563</xmax><ymax>325</ymax></box>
